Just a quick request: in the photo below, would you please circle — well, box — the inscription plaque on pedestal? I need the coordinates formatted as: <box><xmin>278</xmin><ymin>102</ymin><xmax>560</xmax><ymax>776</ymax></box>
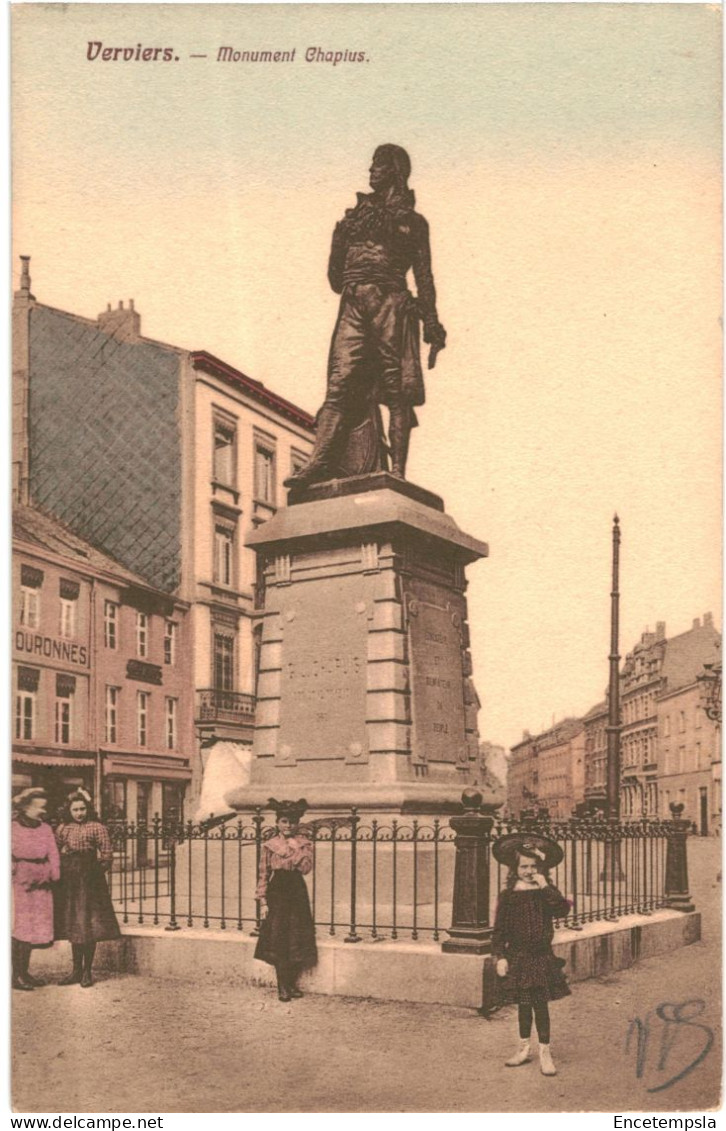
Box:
<box><xmin>277</xmin><ymin>579</ymin><xmax>369</xmax><ymax>762</ymax></box>
<box><xmin>230</xmin><ymin>477</ymin><xmax>489</xmax><ymax>810</ymax></box>
<box><xmin>407</xmin><ymin>584</ymin><xmax>467</xmax><ymax>766</ymax></box>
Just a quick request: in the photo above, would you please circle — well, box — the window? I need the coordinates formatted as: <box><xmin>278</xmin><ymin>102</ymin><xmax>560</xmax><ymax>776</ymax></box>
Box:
<box><xmin>104</xmin><ymin>602</ymin><xmax>118</xmax><ymax>649</ymax></box>
<box><xmin>137</xmin><ymin>691</ymin><xmax>149</xmax><ymax>747</ymax></box>
<box><xmin>136</xmin><ymin>612</ymin><xmax>148</xmax><ymax>658</ymax></box>
<box><xmin>663</xmin><ymin>714</ymin><xmax>671</xmax><ymax>738</ymax></box>
<box><xmin>254</xmin><ymin>443</ymin><xmax>276</xmax><ymax>505</ymax></box>
<box><xmin>59</xmin><ymin>598</ymin><xmax>76</xmax><ymax>639</ymax></box>
<box><xmin>15</xmin><ymin>691</ymin><xmax>35</xmax><ymax>741</ymax></box>
<box><xmin>678</xmin><ymin>710</ymin><xmax>686</xmax><ymax>734</ymax></box>
<box><xmin>54</xmin><ymin>675</ymin><xmax>75</xmax><ymax>746</ymax></box>
<box><xmin>19</xmin><ymin>565</ymin><xmax>43</xmax><ymax>628</ymax></box>
<box><xmin>166</xmin><ymin>698</ymin><xmax>178</xmax><ymax>750</ymax></box>
<box><xmin>103</xmin><ymin>778</ymin><xmax>127</xmax><ymax>822</ymax></box>
<box><xmin>20</xmin><ymin>586</ymin><xmax>40</xmax><ymax>629</ymax></box>
<box><xmin>164</xmin><ymin>621</ymin><xmax>177</xmax><ymax>665</ymax></box>
<box><xmin>214</xmin><ymin>526</ymin><xmax>234</xmax><ymax>587</ymax></box>
<box><xmin>214</xmin><ymin>633</ymin><xmax>234</xmax><ymax>691</ymax></box>
<box><xmin>213</xmin><ymin>421</ymin><xmax>236</xmax><ymax>485</ymax></box>
<box><xmin>15</xmin><ymin>667</ymin><xmax>39</xmax><ymax>741</ymax></box>
<box><xmin>55</xmin><ymin>696</ymin><xmax>72</xmax><ymax>745</ymax></box>
<box><xmin>105</xmin><ymin>686</ymin><xmax>119</xmax><ymax>744</ymax></box>
<box><xmin>695</xmin><ymin>741</ymin><xmax>703</xmax><ymax>769</ymax></box>
<box><xmin>58</xmin><ymin>580</ymin><xmax>79</xmax><ymax>639</ymax></box>
<box><xmin>695</xmin><ymin>705</ymin><xmax>703</xmax><ymax>730</ymax></box>
<box><xmin>162</xmin><ymin>782</ymin><xmax>183</xmax><ymax>826</ymax></box>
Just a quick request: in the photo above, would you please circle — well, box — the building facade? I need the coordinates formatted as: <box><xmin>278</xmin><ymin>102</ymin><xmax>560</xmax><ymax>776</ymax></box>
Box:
<box><xmin>619</xmin><ymin>623</ymin><xmax>666</xmax><ymax>818</ymax></box>
<box><xmin>518</xmin><ymin>615</ymin><xmax>721</xmax><ymax>827</ymax></box>
<box><xmin>13</xmin><ymin>505</ymin><xmax>194</xmax><ymax>822</ymax></box>
<box><xmin>582</xmin><ymin>699</ymin><xmax>608</xmax><ymax>814</ymax></box>
<box><xmin>479</xmin><ymin>740</ymin><xmax>508</xmax><ymax>796</ymax></box>
<box><xmin>13</xmin><ymin>259</ymin><xmax>315</xmax><ymax>816</ymax></box>
<box><xmin>656</xmin><ymin>617</ymin><xmax>721</xmax><ymax>833</ymax></box>
<box><xmin>508</xmin><ymin>718</ymin><xmax>585</xmax><ymax>818</ymax></box>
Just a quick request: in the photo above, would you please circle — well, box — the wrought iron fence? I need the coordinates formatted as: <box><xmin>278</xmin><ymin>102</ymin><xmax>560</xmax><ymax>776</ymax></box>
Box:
<box><xmin>488</xmin><ymin>815</ymin><xmax>671</xmax><ymax>930</ymax></box>
<box><xmin>106</xmin><ymin>810</ymin><xmax>672</xmax><ymax>943</ymax></box>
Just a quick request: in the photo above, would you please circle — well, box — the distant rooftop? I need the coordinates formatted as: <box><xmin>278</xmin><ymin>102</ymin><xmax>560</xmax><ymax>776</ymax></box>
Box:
<box><xmin>13</xmin><ymin>504</ymin><xmax>179</xmax><ymax>599</ymax></box>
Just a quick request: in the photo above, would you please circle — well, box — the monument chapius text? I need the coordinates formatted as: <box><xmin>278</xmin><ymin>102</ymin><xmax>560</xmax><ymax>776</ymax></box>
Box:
<box><xmin>228</xmin><ymin>145</ymin><xmax>494</xmax><ymax>812</ymax></box>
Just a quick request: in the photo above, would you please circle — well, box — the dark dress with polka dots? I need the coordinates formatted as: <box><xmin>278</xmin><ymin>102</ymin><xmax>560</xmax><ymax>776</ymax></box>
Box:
<box><xmin>492</xmin><ymin>885</ymin><xmax>571</xmax><ymax>1005</ymax></box>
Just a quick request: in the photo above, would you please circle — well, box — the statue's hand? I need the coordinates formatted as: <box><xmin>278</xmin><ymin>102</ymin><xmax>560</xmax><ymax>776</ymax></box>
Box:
<box><xmin>424</xmin><ymin>320</ymin><xmax>447</xmax><ymax>349</ymax></box>
<box><xmin>424</xmin><ymin>322</ymin><xmax>447</xmax><ymax>369</ymax></box>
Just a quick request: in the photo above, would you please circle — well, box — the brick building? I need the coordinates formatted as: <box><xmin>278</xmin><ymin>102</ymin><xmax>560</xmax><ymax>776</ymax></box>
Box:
<box><xmin>13</xmin><ymin>258</ymin><xmax>315</xmax><ymax>816</ymax></box>
<box><xmin>13</xmin><ymin>505</ymin><xmax>194</xmax><ymax>822</ymax></box>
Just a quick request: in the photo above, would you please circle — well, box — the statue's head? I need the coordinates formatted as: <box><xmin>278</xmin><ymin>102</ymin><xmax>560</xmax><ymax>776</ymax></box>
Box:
<box><xmin>370</xmin><ymin>144</ymin><xmax>412</xmax><ymax>196</ymax></box>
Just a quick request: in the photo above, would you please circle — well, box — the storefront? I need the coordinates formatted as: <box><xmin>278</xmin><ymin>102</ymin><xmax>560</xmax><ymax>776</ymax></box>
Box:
<box><xmin>12</xmin><ymin>749</ymin><xmax>96</xmax><ymax>822</ymax></box>
<box><xmin>101</xmin><ymin>753</ymin><xmax>192</xmax><ymax>824</ymax></box>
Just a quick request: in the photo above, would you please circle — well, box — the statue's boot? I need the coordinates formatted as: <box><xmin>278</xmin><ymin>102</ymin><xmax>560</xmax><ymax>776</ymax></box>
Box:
<box><xmin>283</xmin><ymin>405</ymin><xmax>344</xmax><ymax>488</ymax></box>
<box><xmin>388</xmin><ymin>406</ymin><xmax>412</xmax><ymax>479</ymax></box>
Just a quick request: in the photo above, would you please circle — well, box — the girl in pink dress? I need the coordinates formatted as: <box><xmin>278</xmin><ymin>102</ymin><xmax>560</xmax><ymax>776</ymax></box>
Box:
<box><xmin>12</xmin><ymin>789</ymin><xmax>60</xmax><ymax>991</ymax></box>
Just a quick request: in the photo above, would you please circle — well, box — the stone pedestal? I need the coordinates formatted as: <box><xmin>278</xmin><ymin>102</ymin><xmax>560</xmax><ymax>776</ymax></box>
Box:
<box><xmin>226</xmin><ymin>473</ymin><xmax>493</xmax><ymax>812</ymax></box>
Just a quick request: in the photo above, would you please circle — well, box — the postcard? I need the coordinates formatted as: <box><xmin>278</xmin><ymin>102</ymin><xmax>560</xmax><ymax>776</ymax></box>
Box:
<box><xmin>10</xmin><ymin>2</ymin><xmax>722</xmax><ymax>1117</ymax></box>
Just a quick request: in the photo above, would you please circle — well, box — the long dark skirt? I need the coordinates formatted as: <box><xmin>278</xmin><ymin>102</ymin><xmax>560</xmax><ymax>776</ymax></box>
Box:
<box><xmin>254</xmin><ymin>871</ymin><xmax>317</xmax><ymax>970</ymax></box>
<box><xmin>54</xmin><ymin>852</ymin><xmax>121</xmax><ymax>945</ymax></box>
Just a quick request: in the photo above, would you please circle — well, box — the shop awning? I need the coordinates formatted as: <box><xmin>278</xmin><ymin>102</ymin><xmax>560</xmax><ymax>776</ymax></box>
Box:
<box><xmin>13</xmin><ymin>750</ymin><xmax>96</xmax><ymax>768</ymax></box>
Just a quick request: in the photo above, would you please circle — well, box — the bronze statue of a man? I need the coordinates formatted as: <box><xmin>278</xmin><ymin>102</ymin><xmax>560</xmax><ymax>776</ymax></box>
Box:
<box><xmin>285</xmin><ymin>144</ymin><xmax>446</xmax><ymax>488</ymax></box>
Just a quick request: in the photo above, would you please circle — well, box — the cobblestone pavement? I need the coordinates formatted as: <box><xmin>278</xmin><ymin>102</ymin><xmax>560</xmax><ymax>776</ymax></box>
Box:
<box><xmin>11</xmin><ymin>839</ymin><xmax>721</xmax><ymax>1114</ymax></box>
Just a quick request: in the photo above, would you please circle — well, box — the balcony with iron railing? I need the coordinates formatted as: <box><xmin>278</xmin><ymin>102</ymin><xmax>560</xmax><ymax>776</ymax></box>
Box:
<box><xmin>196</xmin><ymin>688</ymin><xmax>256</xmax><ymax>725</ymax></box>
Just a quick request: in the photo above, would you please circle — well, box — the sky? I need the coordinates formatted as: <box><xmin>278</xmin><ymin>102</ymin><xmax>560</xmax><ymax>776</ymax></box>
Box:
<box><xmin>12</xmin><ymin>3</ymin><xmax>723</xmax><ymax>751</ymax></box>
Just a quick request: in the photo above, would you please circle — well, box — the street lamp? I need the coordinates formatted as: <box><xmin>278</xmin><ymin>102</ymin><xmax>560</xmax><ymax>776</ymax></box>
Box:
<box><xmin>697</xmin><ymin>661</ymin><xmax>722</xmax><ymax>727</ymax></box>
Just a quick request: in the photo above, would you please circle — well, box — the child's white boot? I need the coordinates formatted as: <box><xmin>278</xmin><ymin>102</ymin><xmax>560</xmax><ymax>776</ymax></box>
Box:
<box><xmin>539</xmin><ymin>1044</ymin><xmax>557</xmax><ymax>1076</ymax></box>
<box><xmin>505</xmin><ymin>1039</ymin><xmax>532</xmax><ymax>1067</ymax></box>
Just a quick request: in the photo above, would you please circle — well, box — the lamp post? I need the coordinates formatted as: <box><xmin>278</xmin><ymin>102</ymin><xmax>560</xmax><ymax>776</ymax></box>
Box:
<box><xmin>605</xmin><ymin>514</ymin><xmax>621</xmax><ymax>820</ymax></box>
<box><xmin>696</xmin><ymin>652</ymin><xmax>722</xmax><ymax>835</ymax></box>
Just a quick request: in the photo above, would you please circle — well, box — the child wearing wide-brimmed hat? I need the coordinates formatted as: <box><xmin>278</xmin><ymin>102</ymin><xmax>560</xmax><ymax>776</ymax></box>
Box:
<box><xmin>491</xmin><ymin>833</ymin><xmax>571</xmax><ymax>1076</ymax></box>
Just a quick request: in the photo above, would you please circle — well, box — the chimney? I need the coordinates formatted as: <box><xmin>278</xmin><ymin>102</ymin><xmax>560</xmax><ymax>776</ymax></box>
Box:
<box><xmin>13</xmin><ymin>255</ymin><xmax>35</xmax><ymax>506</ymax></box>
<box><xmin>14</xmin><ymin>255</ymin><xmax>35</xmax><ymax>303</ymax></box>
<box><xmin>692</xmin><ymin>617</ymin><xmax>701</xmax><ymax>630</ymax></box>
<box><xmin>704</xmin><ymin>612</ymin><xmax>713</xmax><ymax>627</ymax></box>
<box><xmin>97</xmin><ymin>299</ymin><xmax>141</xmax><ymax>342</ymax></box>
<box><xmin>655</xmin><ymin>621</ymin><xmax>666</xmax><ymax>641</ymax></box>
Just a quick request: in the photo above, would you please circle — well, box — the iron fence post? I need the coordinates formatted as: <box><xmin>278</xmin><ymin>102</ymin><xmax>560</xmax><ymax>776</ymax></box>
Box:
<box><xmin>664</xmin><ymin>802</ymin><xmax>695</xmax><ymax>911</ymax></box>
<box><xmin>152</xmin><ymin>814</ymin><xmax>161</xmax><ymax>926</ymax></box>
<box><xmin>251</xmin><ymin>807</ymin><xmax>264</xmax><ymax>936</ymax></box>
<box><xmin>165</xmin><ymin>821</ymin><xmax>181</xmax><ymax>931</ymax></box>
<box><xmin>344</xmin><ymin>806</ymin><xmax>362</xmax><ymax>943</ymax></box>
<box><xmin>442</xmin><ymin>789</ymin><xmax>500</xmax><ymax>954</ymax></box>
